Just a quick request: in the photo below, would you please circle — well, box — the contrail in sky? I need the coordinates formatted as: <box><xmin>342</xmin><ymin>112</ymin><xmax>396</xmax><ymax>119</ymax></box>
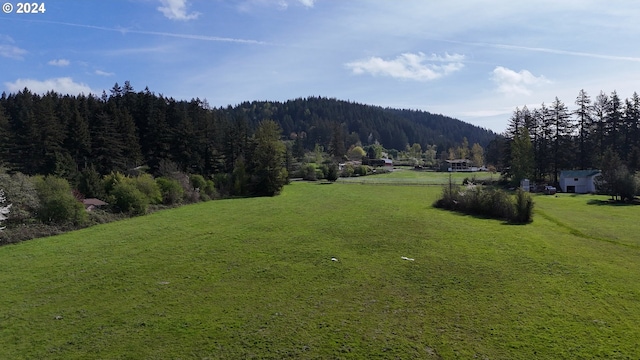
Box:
<box><xmin>440</xmin><ymin>39</ymin><xmax>640</xmax><ymax>62</ymax></box>
<box><xmin>1</xmin><ymin>18</ymin><xmax>269</xmax><ymax>45</ymax></box>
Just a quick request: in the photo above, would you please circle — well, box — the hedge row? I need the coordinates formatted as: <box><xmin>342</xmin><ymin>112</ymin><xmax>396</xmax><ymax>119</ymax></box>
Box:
<box><xmin>434</xmin><ymin>184</ymin><xmax>534</xmax><ymax>224</ymax></box>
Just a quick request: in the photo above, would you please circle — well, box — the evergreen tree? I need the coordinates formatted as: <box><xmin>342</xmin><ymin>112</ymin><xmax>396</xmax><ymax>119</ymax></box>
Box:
<box><xmin>605</xmin><ymin>90</ymin><xmax>623</xmax><ymax>157</ymax></box>
<box><xmin>250</xmin><ymin>120</ymin><xmax>288</xmax><ymax>196</ymax></box>
<box><xmin>329</xmin><ymin>122</ymin><xmax>346</xmax><ymax>158</ymax></box>
<box><xmin>550</xmin><ymin>97</ymin><xmax>574</xmax><ymax>184</ymax></box>
<box><xmin>510</xmin><ymin>128</ymin><xmax>535</xmax><ymax>185</ymax></box>
<box><xmin>62</xmin><ymin>96</ymin><xmax>91</xmax><ymax>169</ymax></box>
<box><xmin>574</xmin><ymin>89</ymin><xmax>593</xmax><ymax>169</ymax></box>
<box><xmin>625</xmin><ymin>92</ymin><xmax>640</xmax><ymax>171</ymax></box>
<box><xmin>116</xmin><ymin>108</ymin><xmax>143</xmax><ymax>170</ymax></box>
<box><xmin>592</xmin><ymin>91</ymin><xmax>609</xmax><ymax>161</ymax></box>
<box><xmin>90</xmin><ymin>107</ymin><xmax>125</xmax><ymax>174</ymax></box>
<box><xmin>0</xmin><ymin>104</ymin><xmax>10</xmax><ymax>165</ymax></box>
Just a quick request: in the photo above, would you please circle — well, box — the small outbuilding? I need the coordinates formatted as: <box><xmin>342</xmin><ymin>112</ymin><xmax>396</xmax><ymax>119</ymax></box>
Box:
<box><xmin>558</xmin><ymin>170</ymin><xmax>601</xmax><ymax>194</ymax></box>
<box><xmin>82</xmin><ymin>198</ymin><xmax>109</xmax><ymax>211</ymax></box>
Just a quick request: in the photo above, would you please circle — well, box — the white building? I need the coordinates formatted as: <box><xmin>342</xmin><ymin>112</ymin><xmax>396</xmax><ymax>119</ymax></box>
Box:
<box><xmin>558</xmin><ymin>170</ymin><xmax>601</xmax><ymax>193</ymax></box>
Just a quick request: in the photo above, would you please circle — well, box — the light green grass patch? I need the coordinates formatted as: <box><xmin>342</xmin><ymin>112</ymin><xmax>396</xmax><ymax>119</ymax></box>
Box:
<box><xmin>337</xmin><ymin>168</ymin><xmax>496</xmax><ymax>185</ymax></box>
<box><xmin>0</xmin><ymin>179</ymin><xmax>639</xmax><ymax>359</ymax></box>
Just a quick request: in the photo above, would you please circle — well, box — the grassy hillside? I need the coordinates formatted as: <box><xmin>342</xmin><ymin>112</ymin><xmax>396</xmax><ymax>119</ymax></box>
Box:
<box><xmin>1</xmin><ymin>176</ymin><xmax>639</xmax><ymax>359</ymax></box>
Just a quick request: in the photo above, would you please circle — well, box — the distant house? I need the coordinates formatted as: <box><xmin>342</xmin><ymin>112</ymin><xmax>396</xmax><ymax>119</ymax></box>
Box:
<box><xmin>446</xmin><ymin>159</ymin><xmax>479</xmax><ymax>172</ymax></box>
<box><xmin>558</xmin><ymin>170</ymin><xmax>601</xmax><ymax>193</ymax></box>
<box><xmin>82</xmin><ymin>198</ymin><xmax>108</xmax><ymax>211</ymax></box>
<box><xmin>383</xmin><ymin>158</ymin><xmax>393</xmax><ymax>167</ymax></box>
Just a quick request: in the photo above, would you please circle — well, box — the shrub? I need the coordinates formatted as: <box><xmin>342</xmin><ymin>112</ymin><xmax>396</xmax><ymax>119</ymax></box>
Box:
<box><xmin>156</xmin><ymin>177</ymin><xmax>184</xmax><ymax>205</ymax></box>
<box><xmin>300</xmin><ymin>163</ymin><xmax>317</xmax><ymax>181</ymax></box>
<box><xmin>513</xmin><ymin>189</ymin><xmax>534</xmax><ymax>223</ymax></box>
<box><xmin>103</xmin><ymin>172</ymin><xmax>127</xmax><ymax>195</ymax></box>
<box><xmin>434</xmin><ymin>184</ymin><xmax>532</xmax><ymax>224</ymax></box>
<box><xmin>341</xmin><ymin>164</ymin><xmax>355</xmax><ymax>177</ymax></box>
<box><xmin>355</xmin><ymin>165</ymin><xmax>369</xmax><ymax>176</ymax></box>
<box><xmin>132</xmin><ymin>174</ymin><xmax>162</xmax><ymax>204</ymax></box>
<box><xmin>34</xmin><ymin>175</ymin><xmax>87</xmax><ymax>225</ymax></box>
<box><xmin>111</xmin><ymin>182</ymin><xmax>149</xmax><ymax>215</ymax></box>
<box><xmin>190</xmin><ymin>174</ymin><xmax>207</xmax><ymax>192</ymax></box>
<box><xmin>326</xmin><ymin>163</ymin><xmax>339</xmax><ymax>182</ymax></box>
<box><xmin>203</xmin><ymin>180</ymin><xmax>218</xmax><ymax>200</ymax></box>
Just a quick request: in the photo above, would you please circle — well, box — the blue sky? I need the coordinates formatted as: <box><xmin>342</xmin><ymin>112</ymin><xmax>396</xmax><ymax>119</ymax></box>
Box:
<box><xmin>2</xmin><ymin>0</ymin><xmax>640</xmax><ymax>133</ymax></box>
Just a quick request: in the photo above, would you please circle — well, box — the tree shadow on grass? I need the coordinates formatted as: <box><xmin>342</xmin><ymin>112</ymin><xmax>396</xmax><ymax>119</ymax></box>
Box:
<box><xmin>587</xmin><ymin>199</ymin><xmax>639</xmax><ymax>206</ymax></box>
<box><xmin>433</xmin><ymin>207</ymin><xmax>531</xmax><ymax>225</ymax></box>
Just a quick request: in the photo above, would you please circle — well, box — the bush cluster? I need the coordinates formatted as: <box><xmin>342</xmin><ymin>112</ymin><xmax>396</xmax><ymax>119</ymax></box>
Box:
<box><xmin>0</xmin><ymin>166</ymin><xmax>223</xmax><ymax>245</ymax></box>
<box><xmin>434</xmin><ymin>184</ymin><xmax>534</xmax><ymax>224</ymax></box>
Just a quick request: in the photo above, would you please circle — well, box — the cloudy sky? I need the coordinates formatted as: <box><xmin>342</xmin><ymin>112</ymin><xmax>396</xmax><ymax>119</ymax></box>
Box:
<box><xmin>2</xmin><ymin>0</ymin><xmax>640</xmax><ymax>132</ymax></box>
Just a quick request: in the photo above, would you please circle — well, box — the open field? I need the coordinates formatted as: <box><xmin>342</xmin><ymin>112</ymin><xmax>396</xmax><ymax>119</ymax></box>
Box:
<box><xmin>1</xmin><ymin>174</ymin><xmax>640</xmax><ymax>359</ymax></box>
<box><xmin>336</xmin><ymin>168</ymin><xmax>497</xmax><ymax>185</ymax></box>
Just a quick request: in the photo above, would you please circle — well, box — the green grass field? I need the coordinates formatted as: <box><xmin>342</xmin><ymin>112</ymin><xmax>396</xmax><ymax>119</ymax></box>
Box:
<box><xmin>1</xmin><ymin>173</ymin><xmax>639</xmax><ymax>359</ymax></box>
<box><xmin>336</xmin><ymin>168</ymin><xmax>496</xmax><ymax>185</ymax></box>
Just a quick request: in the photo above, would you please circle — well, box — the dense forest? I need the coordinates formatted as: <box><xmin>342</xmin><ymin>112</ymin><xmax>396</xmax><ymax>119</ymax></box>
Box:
<box><xmin>491</xmin><ymin>89</ymin><xmax>640</xmax><ymax>188</ymax></box>
<box><xmin>0</xmin><ymin>82</ymin><xmax>495</xmax><ymax>181</ymax></box>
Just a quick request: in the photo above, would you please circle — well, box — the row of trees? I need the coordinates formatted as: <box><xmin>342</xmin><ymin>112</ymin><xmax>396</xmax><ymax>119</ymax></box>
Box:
<box><xmin>494</xmin><ymin>89</ymin><xmax>640</xmax><ymax>184</ymax></box>
<box><xmin>0</xmin><ymin>84</ymin><xmax>289</xmax><ymax>198</ymax></box>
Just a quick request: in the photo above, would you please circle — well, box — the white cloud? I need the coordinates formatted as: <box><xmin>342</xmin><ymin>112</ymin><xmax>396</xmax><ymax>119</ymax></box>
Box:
<box><xmin>0</xmin><ymin>45</ymin><xmax>27</xmax><ymax>60</ymax></box>
<box><xmin>95</xmin><ymin>70</ymin><xmax>115</xmax><ymax>76</ymax></box>
<box><xmin>237</xmin><ymin>0</ymin><xmax>315</xmax><ymax>11</ymax></box>
<box><xmin>4</xmin><ymin>78</ymin><xmax>95</xmax><ymax>95</ymax></box>
<box><xmin>491</xmin><ymin>66</ymin><xmax>551</xmax><ymax>96</ymax></box>
<box><xmin>157</xmin><ymin>0</ymin><xmax>200</xmax><ymax>21</ymax></box>
<box><xmin>345</xmin><ymin>52</ymin><xmax>465</xmax><ymax>81</ymax></box>
<box><xmin>298</xmin><ymin>0</ymin><xmax>315</xmax><ymax>7</ymax></box>
<box><xmin>48</xmin><ymin>59</ymin><xmax>70</xmax><ymax>67</ymax></box>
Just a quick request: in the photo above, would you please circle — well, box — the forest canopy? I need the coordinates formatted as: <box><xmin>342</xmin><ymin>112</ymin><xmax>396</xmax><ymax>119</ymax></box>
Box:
<box><xmin>0</xmin><ymin>82</ymin><xmax>495</xmax><ymax>180</ymax></box>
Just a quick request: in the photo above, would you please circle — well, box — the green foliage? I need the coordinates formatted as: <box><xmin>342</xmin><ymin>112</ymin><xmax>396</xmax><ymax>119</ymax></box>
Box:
<box><xmin>347</xmin><ymin>145</ymin><xmax>366</xmax><ymax>160</ymax></box>
<box><xmin>33</xmin><ymin>175</ymin><xmax>87</xmax><ymax>225</ymax></box>
<box><xmin>510</xmin><ymin>128</ymin><xmax>534</xmax><ymax>185</ymax></box>
<box><xmin>203</xmin><ymin>179</ymin><xmax>218</xmax><ymax>200</ymax></box>
<box><xmin>231</xmin><ymin>156</ymin><xmax>249</xmax><ymax>196</ymax></box>
<box><xmin>598</xmin><ymin>149</ymin><xmax>638</xmax><ymax>201</ymax></box>
<box><xmin>111</xmin><ymin>182</ymin><xmax>148</xmax><ymax>215</ymax></box>
<box><xmin>514</xmin><ymin>188</ymin><xmax>535</xmax><ymax>223</ymax></box>
<box><xmin>300</xmin><ymin>163</ymin><xmax>317</xmax><ymax>181</ymax></box>
<box><xmin>156</xmin><ymin>177</ymin><xmax>184</xmax><ymax>205</ymax></box>
<box><xmin>326</xmin><ymin>163</ymin><xmax>339</xmax><ymax>182</ymax></box>
<box><xmin>189</xmin><ymin>174</ymin><xmax>207</xmax><ymax>192</ymax></box>
<box><xmin>434</xmin><ymin>183</ymin><xmax>533</xmax><ymax>223</ymax></box>
<box><xmin>131</xmin><ymin>174</ymin><xmax>162</xmax><ymax>205</ymax></box>
<box><xmin>355</xmin><ymin>165</ymin><xmax>370</xmax><ymax>176</ymax></box>
<box><xmin>0</xmin><ymin>89</ymin><xmax>497</xmax><ymax>183</ymax></box>
<box><xmin>341</xmin><ymin>164</ymin><xmax>354</xmax><ymax>177</ymax></box>
<box><xmin>103</xmin><ymin>171</ymin><xmax>127</xmax><ymax>196</ymax></box>
<box><xmin>251</xmin><ymin>120</ymin><xmax>288</xmax><ymax>196</ymax></box>
<box><xmin>78</xmin><ymin>165</ymin><xmax>105</xmax><ymax>199</ymax></box>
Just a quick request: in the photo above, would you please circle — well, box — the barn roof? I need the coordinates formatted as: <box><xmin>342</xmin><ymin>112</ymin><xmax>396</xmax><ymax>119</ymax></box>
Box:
<box><xmin>559</xmin><ymin>170</ymin><xmax>601</xmax><ymax>178</ymax></box>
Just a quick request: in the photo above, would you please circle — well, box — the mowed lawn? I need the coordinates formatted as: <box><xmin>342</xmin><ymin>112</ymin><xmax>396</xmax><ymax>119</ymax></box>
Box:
<box><xmin>336</xmin><ymin>167</ymin><xmax>497</xmax><ymax>185</ymax></box>
<box><xmin>1</xmin><ymin>178</ymin><xmax>640</xmax><ymax>359</ymax></box>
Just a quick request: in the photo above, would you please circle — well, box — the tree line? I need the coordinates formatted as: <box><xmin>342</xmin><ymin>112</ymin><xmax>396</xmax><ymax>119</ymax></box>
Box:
<box><xmin>488</xmin><ymin>89</ymin><xmax>640</xmax><ymax>186</ymax></box>
<box><xmin>0</xmin><ymin>83</ymin><xmax>290</xmax><ymax>198</ymax></box>
<box><xmin>0</xmin><ymin>82</ymin><xmax>495</xmax><ymax>181</ymax></box>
